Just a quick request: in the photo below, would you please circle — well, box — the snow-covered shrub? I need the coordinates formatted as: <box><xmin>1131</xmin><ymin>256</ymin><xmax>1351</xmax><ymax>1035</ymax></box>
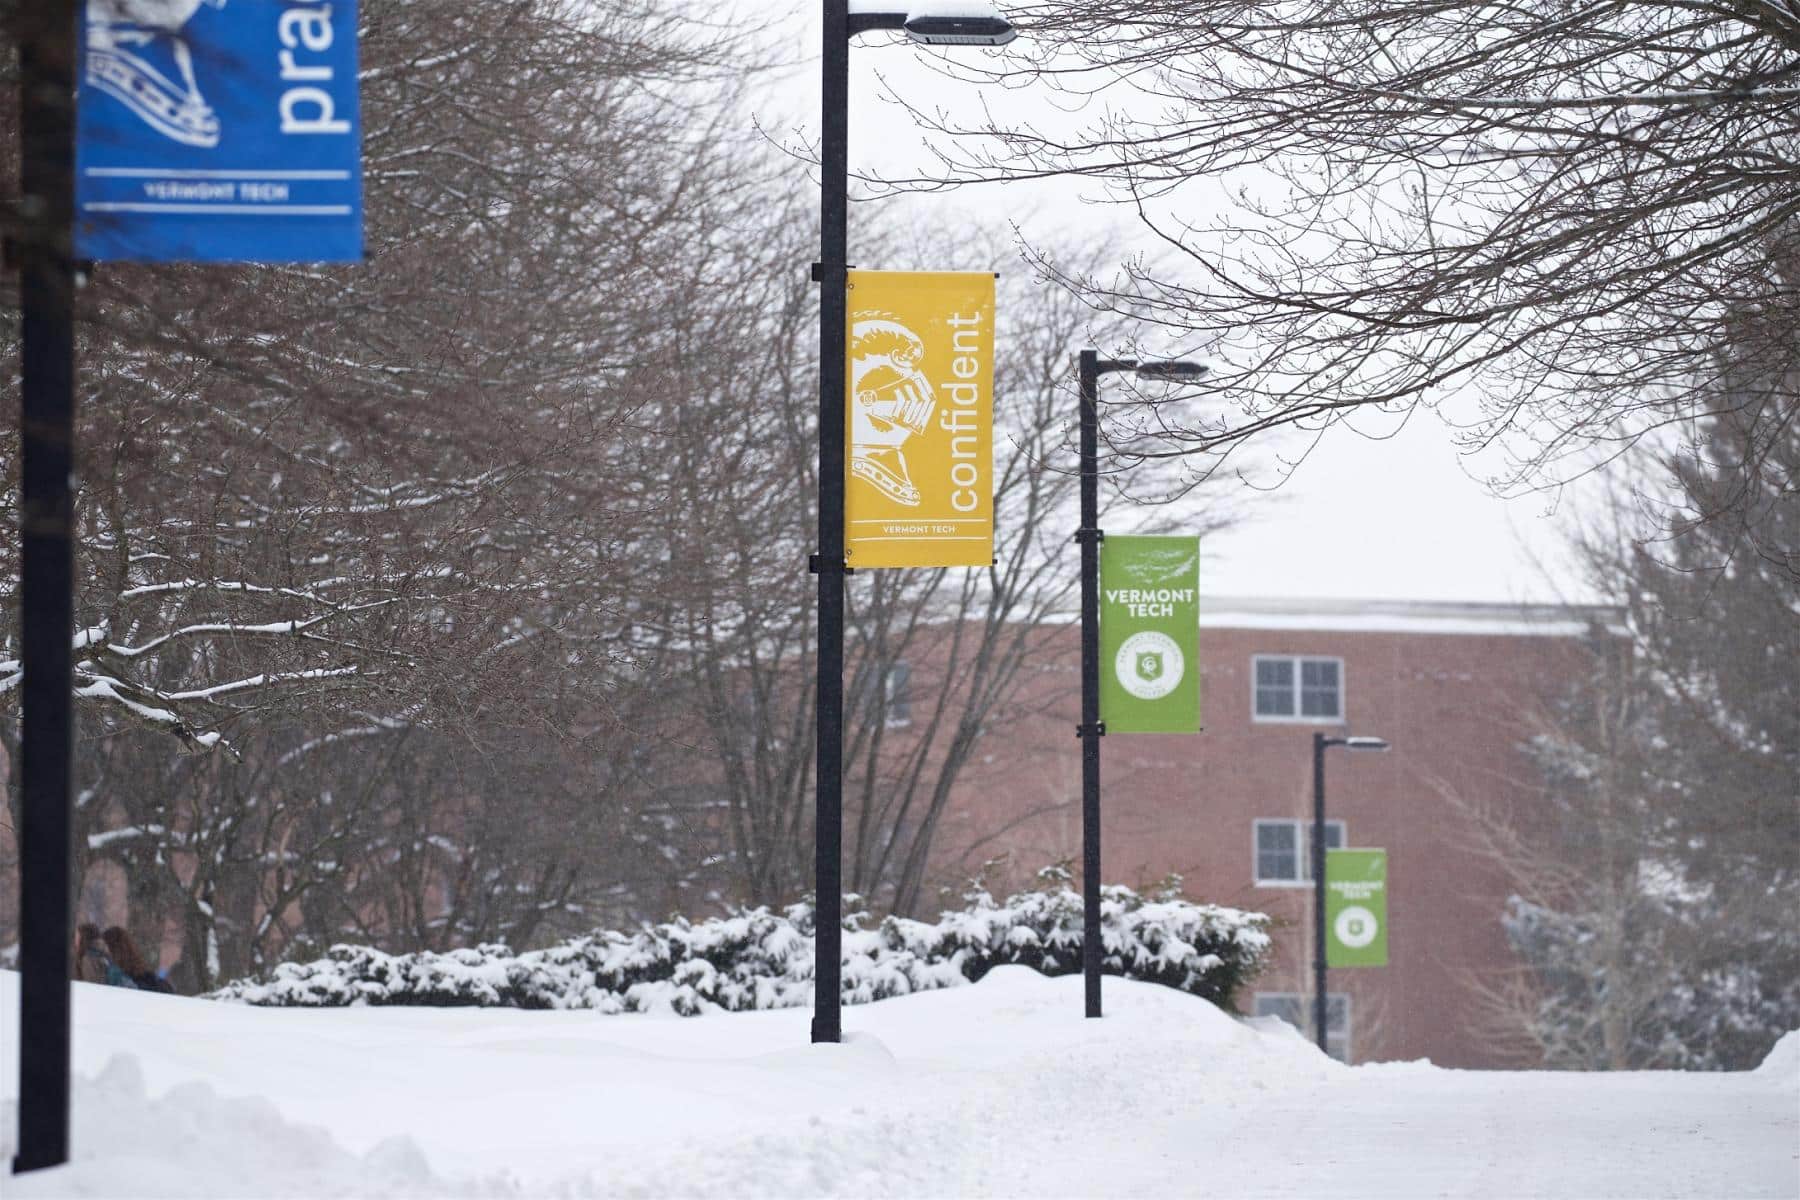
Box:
<box><xmin>210</xmin><ymin>872</ymin><xmax>1271</xmax><ymax>1015</ymax></box>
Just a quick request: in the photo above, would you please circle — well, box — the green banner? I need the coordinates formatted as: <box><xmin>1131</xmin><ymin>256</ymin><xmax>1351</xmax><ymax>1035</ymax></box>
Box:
<box><xmin>1326</xmin><ymin>848</ymin><xmax>1388</xmax><ymax>967</ymax></box>
<box><xmin>1100</xmin><ymin>535</ymin><xmax>1200</xmax><ymax>733</ymax></box>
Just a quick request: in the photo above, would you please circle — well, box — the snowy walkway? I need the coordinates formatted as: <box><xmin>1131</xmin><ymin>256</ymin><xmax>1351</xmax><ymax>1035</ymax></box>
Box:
<box><xmin>3</xmin><ymin>967</ymin><xmax>1795</xmax><ymax>1197</ymax></box>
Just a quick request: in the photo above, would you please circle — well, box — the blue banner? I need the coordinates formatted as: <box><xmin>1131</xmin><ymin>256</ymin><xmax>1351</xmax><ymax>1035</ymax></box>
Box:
<box><xmin>76</xmin><ymin>0</ymin><xmax>363</xmax><ymax>263</ymax></box>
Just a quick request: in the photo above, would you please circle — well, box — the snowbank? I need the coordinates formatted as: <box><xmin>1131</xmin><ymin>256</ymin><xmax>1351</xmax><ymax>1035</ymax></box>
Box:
<box><xmin>1756</xmin><ymin>1029</ymin><xmax>1800</xmax><ymax>1079</ymax></box>
<box><xmin>1</xmin><ymin>969</ymin><xmax>1794</xmax><ymax>1198</ymax></box>
<box><xmin>3</xmin><ymin>965</ymin><xmax>1310</xmax><ymax>1198</ymax></box>
<box><xmin>209</xmin><ymin>877</ymin><xmax>1271</xmax><ymax>1015</ymax></box>
<box><xmin>1</xmin><ymin>1054</ymin><xmax>463</xmax><ymax>1199</ymax></box>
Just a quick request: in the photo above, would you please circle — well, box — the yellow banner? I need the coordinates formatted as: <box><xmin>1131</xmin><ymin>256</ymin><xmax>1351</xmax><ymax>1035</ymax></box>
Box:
<box><xmin>844</xmin><ymin>270</ymin><xmax>995</xmax><ymax>568</ymax></box>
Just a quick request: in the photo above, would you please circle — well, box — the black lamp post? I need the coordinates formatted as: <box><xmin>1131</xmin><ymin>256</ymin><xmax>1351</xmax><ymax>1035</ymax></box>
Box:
<box><xmin>1311</xmin><ymin>732</ymin><xmax>1388</xmax><ymax>1055</ymax></box>
<box><xmin>1076</xmin><ymin>352</ymin><xmax>1206</xmax><ymax>1019</ymax></box>
<box><xmin>812</xmin><ymin>1</ymin><xmax>1015</xmax><ymax>1047</ymax></box>
<box><xmin>13</xmin><ymin>0</ymin><xmax>78</xmax><ymax>1176</ymax></box>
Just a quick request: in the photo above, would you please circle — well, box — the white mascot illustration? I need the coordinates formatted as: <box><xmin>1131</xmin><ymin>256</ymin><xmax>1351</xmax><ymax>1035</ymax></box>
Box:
<box><xmin>849</xmin><ymin>313</ymin><xmax>937</xmax><ymax>507</ymax></box>
<box><xmin>87</xmin><ymin>0</ymin><xmax>228</xmax><ymax>148</ymax></box>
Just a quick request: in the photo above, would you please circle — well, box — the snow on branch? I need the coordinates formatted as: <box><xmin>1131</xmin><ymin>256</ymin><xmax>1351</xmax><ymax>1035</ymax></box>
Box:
<box><xmin>118</xmin><ymin>578</ymin><xmax>349</xmax><ymax>605</ymax></box>
<box><xmin>87</xmin><ymin>824</ymin><xmax>172</xmax><ymax>851</ymax></box>
<box><xmin>164</xmin><ymin>665</ymin><xmax>360</xmax><ymax>704</ymax></box>
<box><xmin>97</xmin><ymin>604</ymin><xmax>393</xmax><ymax>661</ymax></box>
<box><xmin>276</xmin><ymin>713</ymin><xmax>415</xmax><ymax>766</ymax></box>
<box><xmin>73</xmin><ymin>672</ymin><xmax>228</xmax><ymax>754</ymax></box>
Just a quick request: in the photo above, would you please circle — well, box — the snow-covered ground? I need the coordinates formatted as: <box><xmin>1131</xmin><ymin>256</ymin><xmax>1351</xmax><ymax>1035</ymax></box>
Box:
<box><xmin>3</xmin><ymin>968</ymin><xmax>1796</xmax><ymax>1198</ymax></box>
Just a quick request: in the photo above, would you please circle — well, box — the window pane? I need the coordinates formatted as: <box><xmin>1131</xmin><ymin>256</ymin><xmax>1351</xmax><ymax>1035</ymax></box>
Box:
<box><xmin>1300</xmin><ymin>689</ymin><xmax>1340</xmax><ymax>718</ymax></box>
<box><xmin>1256</xmin><ymin>822</ymin><xmax>1297</xmax><ymax>881</ymax></box>
<box><xmin>1300</xmin><ymin>658</ymin><xmax>1341</xmax><ymax>717</ymax></box>
<box><xmin>1256</xmin><ymin>658</ymin><xmax>1294</xmax><ymax>688</ymax></box>
<box><xmin>1255</xmin><ymin>658</ymin><xmax>1295</xmax><ymax>716</ymax></box>
<box><xmin>885</xmin><ymin>663</ymin><xmax>911</xmax><ymax>726</ymax></box>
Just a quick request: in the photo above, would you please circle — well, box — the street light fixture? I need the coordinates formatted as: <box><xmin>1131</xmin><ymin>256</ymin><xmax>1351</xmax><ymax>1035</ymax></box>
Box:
<box><xmin>901</xmin><ymin>15</ymin><xmax>1018</xmax><ymax>45</ymax></box>
<box><xmin>1077</xmin><ymin>352</ymin><xmax>1208</xmax><ymax>1020</ymax></box>
<box><xmin>1311</xmin><ymin>731</ymin><xmax>1390</xmax><ymax>1055</ymax></box>
<box><xmin>813</xmin><ymin>0</ymin><xmax>1015</xmax><ymax>1047</ymax></box>
<box><xmin>1122</xmin><ymin>361</ymin><xmax>1209</xmax><ymax>380</ymax></box>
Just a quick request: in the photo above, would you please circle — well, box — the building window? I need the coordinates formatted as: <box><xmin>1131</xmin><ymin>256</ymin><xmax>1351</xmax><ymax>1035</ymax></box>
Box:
<box><xmin>882</xmin><ymin>661</ymin><xmax>911</xmax><ymax>728</ymax></box>
<box><xmin>1253</xmin><ymin>818</ymin><xmax>1344</xmax><ymax>885</ymax></box>
<box><xmin>1252</xmin><ymin>654</ymin><xmax>1343</xmax><ymax>721</ymax></box>
<box><xmin>1255</xmin><ymin>992</ymin><xmax>1351</xmax><ymax>1062</ymax></box>
<box><xmin>857</xmin><ymin>660</ymin><xmax>912</xmax><ymax>728</ymax></box>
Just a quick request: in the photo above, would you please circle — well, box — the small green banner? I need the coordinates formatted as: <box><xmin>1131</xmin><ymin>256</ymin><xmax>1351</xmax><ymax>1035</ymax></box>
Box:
<box><xmin>1325</xmin><ymin>848</ymin><xmax>1388</xmax><ymax>967</ymax></box>
<box><xmin>1100</xmin><ymin>535</ymin><xmax>1200</xmax><ymax>733</ymax></box>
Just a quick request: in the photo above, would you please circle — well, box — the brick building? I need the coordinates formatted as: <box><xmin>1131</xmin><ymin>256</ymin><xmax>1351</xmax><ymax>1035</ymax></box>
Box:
<box><xmin>922</xmin><ymin>596</ymin><xmax>1622</xmax><ymax>1068</ymax></box>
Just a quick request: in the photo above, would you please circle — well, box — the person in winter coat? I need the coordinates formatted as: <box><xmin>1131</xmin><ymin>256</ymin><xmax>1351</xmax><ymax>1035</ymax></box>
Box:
<box><xmin>73</xmin><ymin>922</ymin><xmax>138</xmax><ymax>990</ymax></box>
<box><xmin>103</xmin><ymin>925</ymin><xmax>174</xmax><ymax>994</ymax></box>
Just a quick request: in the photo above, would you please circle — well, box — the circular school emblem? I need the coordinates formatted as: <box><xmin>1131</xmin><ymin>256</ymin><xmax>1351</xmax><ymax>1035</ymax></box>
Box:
<box><xmin>1335</xmin><ymin>905</ymin><xmax>1380</xmax><ymax>950</ymax></box>
<box><xmin>1114</xmin><ymin>631</ymin><xmax>1184</xmax><ymax>701</ymax></box>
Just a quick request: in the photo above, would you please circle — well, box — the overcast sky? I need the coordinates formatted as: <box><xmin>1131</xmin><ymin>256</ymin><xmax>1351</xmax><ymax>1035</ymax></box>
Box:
<box><xmin>745</xmin><ymin>8</ymin><xmax>1606</xmax><ymax>606</ymax></box>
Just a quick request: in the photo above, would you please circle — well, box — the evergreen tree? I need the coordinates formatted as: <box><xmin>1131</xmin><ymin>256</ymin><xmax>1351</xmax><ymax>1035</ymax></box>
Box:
<box><xmin>1502</xmin><ymin>267</ymin><xmax>1799</xmax><ymax>1069</ymax></box>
